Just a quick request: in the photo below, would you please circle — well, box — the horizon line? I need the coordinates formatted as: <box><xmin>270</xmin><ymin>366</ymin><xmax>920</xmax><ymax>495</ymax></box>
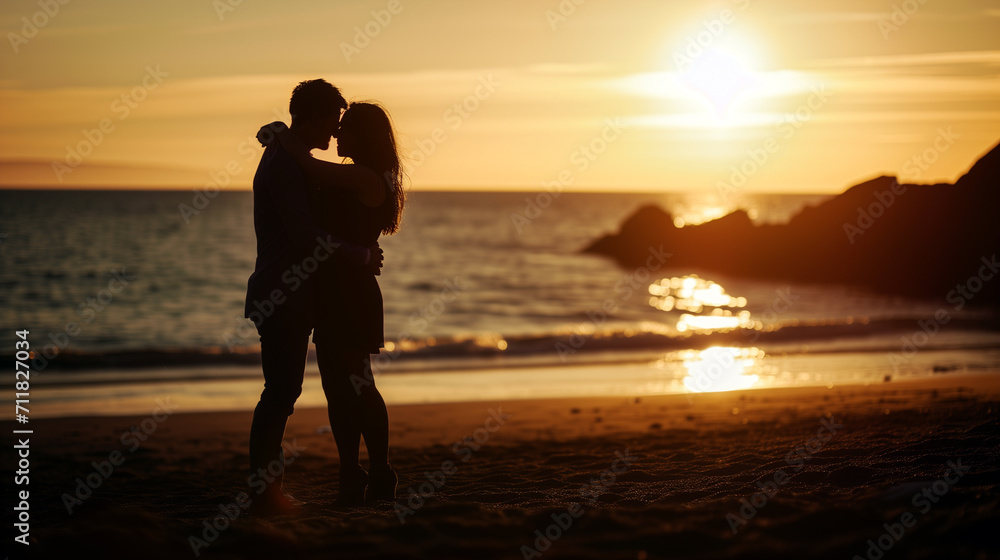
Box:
<box><xmin>0</xmin><ymin>185</ymin><xmax>845</xmax><ymax>196</ymax></box>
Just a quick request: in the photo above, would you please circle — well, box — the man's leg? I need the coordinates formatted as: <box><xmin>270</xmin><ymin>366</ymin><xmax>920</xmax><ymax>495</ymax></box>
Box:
<box><xmin>249</xmin><ymin>321</ymin><xmax>310</xmax><ymax>495</ymax></box>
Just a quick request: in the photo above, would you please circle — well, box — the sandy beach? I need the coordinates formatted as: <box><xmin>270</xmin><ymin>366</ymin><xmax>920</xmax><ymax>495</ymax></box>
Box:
<box><xmin>7</xmin><ymin>372</ymin><xmax>999</xmax><ymax>560</ymax></box>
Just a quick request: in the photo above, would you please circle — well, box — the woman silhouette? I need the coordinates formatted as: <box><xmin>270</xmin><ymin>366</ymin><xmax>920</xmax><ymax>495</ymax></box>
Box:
<box><xmin>261</xmin><ymin>101</ymin><xmax>405</xmax><ymax>505</ymax></box>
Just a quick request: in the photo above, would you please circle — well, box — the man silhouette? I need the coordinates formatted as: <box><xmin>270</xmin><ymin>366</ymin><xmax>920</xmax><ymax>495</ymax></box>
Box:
<box><xmin>244</xmin><ymin>79</ymin><xmax>381</xmax><ymax>514</ymax></box>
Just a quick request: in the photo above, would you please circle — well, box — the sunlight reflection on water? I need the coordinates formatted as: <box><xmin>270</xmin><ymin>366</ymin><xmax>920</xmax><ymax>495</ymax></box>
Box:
<box><xmin>647</xmin><ymin>274</ymin><xmax>765</xmax><ymax>392</ymax></box>
<box><xmin>681</xmin><ymin>346</ymin><xmax>763</xmax><ymax>393</ymax></box>
<box><xmin>648</xmin><ymin>274</ymin><xmax>754</xmax><ymax>333</ymax></box>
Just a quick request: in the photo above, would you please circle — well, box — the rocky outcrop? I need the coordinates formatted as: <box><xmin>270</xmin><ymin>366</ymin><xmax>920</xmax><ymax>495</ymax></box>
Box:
<box><xmin>583</xmin><ymin>141</ymin><xmax>1000</xmax><ymax>305</ymax></box>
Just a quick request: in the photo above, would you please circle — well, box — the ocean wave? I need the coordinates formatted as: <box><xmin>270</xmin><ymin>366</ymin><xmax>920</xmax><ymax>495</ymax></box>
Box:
<box><xmin>6</xmin><ymin>317</ymin><xmax>999</xmax><ymax>375</ymax></box>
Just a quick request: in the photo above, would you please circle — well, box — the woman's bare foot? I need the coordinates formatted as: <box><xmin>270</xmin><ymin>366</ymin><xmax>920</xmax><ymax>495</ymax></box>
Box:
<box><xmin>337</xmin><ymin>465</ymin><xmax>369</xmax><ymax>506</ymax></box>
<box><xmin>249</xmin><ymin>488</ymin><xmax>305</xmax><ymax>517</ymax></box>
<box><xmin>366</xmin><ymin>464</ymin><xmax>398</xmax><ymax>501</ymax></box>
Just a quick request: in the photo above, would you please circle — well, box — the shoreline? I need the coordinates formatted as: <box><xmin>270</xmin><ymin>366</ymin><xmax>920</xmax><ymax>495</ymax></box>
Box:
<box><xmin>11</xmin><ymin>371</ymin><xmax>999</xmax><ymax>442</ymax></box>
<box><xmin>14</xmin><ymin>342</ymin><xmax>1000</xmax><ymax>419</ymax></box>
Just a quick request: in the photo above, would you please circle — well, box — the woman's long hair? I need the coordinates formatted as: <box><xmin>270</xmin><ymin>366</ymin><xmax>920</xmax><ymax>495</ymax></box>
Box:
<box><xmin>341</xmin><ymin>101</ymin><xmax>405</xmax><ymax>235</ymax></box>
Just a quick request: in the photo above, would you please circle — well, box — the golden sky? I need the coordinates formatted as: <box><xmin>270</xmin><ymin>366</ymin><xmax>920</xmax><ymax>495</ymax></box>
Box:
<box><xmin>1</xmin><ymin>0</ymin><xmax>998</xmax><ymax>192</ymax></box>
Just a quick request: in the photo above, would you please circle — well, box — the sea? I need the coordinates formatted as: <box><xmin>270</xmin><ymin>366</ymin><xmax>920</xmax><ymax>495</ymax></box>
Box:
<box><xmin>2</xmin><ymin>189</ymin><xmax>998</xmax><ymax>417</ymax></box>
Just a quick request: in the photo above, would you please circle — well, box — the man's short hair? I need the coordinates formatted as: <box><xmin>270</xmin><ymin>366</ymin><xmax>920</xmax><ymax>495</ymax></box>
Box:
<box><xmin>289</xmin><ymin>79</ymin><xmax>347</xmax><ymax>123</ymax></box>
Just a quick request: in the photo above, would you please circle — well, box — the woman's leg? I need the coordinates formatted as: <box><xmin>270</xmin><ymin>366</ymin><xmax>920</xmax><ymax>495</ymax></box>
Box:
<box><xmin>356</xmin><ymin>354</ymin><xmax>390</xmax><ymax>469</ymax></box>
<box><xmin>355</xmin><ymin>352</ymin><xmax>395</xmax><ymax>499</ymax></box>
<box><xmin>315</xmin><ymin>340</ymin><xmax>362</xmax><ymax>470</ymax></box>
<box><xmin>317</xmin><ymin>341</ymin><xmax>389</xmax><ymax>469</ymax></box>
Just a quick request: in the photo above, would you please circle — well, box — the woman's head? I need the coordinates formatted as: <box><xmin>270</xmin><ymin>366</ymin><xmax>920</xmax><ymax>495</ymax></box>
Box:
<box><xmin>336</xmin><ymin>101</ymin><xmax>405</xmax><ymax>235</ymax></box>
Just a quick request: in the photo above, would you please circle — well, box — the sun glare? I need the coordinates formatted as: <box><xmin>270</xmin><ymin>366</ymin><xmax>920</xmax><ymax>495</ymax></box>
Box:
<box><xmin>678</xmin><ymin>48</ymin><xmax>759</xmax><ymax>122</ymax></box>
<box><xmin>615</xmin><ymin>26</ymin><xmax>819</xmax><ymax>131</ymax></box>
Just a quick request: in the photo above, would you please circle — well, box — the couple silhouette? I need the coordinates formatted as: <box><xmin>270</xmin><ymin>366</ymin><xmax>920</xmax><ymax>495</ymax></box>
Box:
<box><xmin>243</xmin><ymin>79</ymin><xmax>405</xmax><ymax>513</ymax></box>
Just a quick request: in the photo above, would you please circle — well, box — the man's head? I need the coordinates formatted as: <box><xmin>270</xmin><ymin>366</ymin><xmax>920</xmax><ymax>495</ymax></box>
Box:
<box><xmin>288</xmin><ymin>79</ymin><xmax>347</xmax><ymax>150</ymax></box>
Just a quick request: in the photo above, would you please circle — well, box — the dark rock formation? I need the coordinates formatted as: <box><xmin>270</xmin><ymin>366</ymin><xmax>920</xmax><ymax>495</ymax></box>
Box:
<box><xmin>583</xmin><ymin>140</ymin><xmax>1000</xmax><ymax>305</ymax></box>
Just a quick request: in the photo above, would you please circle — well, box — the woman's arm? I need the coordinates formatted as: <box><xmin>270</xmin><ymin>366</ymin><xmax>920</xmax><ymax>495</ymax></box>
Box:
<box><xmin>257</xmin><ymin>123</ymin><xmax>384</xmax><ymax>207</ymax></box>
<box><xmin>299</xmin><ymin>157</ymin><xmax>384</xmax><ymax>207</ymax></box>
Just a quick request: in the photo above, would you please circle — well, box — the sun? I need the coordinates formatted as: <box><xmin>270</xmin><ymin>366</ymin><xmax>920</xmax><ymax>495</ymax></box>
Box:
<box><xmin>653</xmin><ymin>24</ymin><xmax>776</xmax><ymax>127</ymax></box>
<box><xmin>620</xmin><ymin>29</ymin><xmax>811</xmax><ymax>130</ymax></box>
<box><xmin>678</xmin><ymin>47</ymin><xmax>759</xmax><ymax>121</ymax></box>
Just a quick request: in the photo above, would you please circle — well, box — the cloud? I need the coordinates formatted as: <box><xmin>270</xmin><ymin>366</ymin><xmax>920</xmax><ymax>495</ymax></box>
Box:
<box><xmin>801</xmin><ymin>50</ymin><xmax>1000</xmax><ymax>70</ymax></box>
<box><xmin>773</xmin><ymin>12</ymin><xmax>886</xmax><ymax>24</ymax></box>
<box><xmin>0</xmin><ymin>158</ymin><xmax>207</xmax><ymax>188</ymax></box>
